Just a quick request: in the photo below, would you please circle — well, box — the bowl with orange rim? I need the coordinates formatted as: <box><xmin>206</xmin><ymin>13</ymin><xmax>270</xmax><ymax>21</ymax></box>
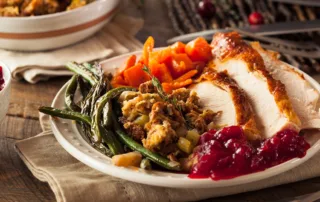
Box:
<box><xmin>0</xmin><ymin>0</ymin><xmax>120</xmax><ymax>51</ymax></box>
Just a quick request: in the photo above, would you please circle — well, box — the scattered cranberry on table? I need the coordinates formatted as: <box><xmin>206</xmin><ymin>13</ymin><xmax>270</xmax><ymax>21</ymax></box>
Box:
<box><xmin>248</xmin><ymin>12</ymin><xmax>264</xmax><ymax>25</ymax></box>
<box><xmin>0</xmin><ymin>66</ymin><xmax>4</xmax><ymax>91</ymax></box>
<box><xmin>189</xmin><ymin>126</ymin><xmax>310</xmax><ymax>180</ymax></box>
<box><xmin>197</xmin><ymin>0</ymin><xmax>215</xmax><ymax>18</ymax></box>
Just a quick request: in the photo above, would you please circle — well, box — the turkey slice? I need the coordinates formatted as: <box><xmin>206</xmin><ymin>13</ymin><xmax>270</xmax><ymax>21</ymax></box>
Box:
<box><xmin>251</xmin><ymin>42</ymin><xmax>320</xmax><ymax>129</ymax></box>
<box><xmin>210</xmin><ymin>32</ymin><xmax>301</xmax><ymax>138</ymax></box>
<box><xmin>190</xmin><ymin>70</ymin><xmax>261</xmax><ymax>141</ymax></box>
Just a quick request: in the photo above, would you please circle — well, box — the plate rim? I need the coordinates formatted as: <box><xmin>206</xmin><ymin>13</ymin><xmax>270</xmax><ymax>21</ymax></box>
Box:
<box><xmin>49</xmin><ymin>51</ymin><xmax>320</xmax><ymax>189</ymax></box>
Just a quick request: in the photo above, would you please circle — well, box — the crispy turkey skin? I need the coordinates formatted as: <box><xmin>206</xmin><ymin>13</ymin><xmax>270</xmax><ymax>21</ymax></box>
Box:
<box><xmin>210</xmin><ymin>32</ymin><xmax>301</xmax><ymax>138</ymax></box>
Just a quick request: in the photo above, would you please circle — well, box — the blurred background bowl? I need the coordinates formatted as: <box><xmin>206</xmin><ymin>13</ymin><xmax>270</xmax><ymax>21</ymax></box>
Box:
<box><xmin>0</xmin><ymin>62</ymin><xmax>11</xmax><ymax>122</ymax></box>
<box><xmin>0</xmin><ymin>0</ymin><xmax>120</xmax><ymax>51</ymax></box>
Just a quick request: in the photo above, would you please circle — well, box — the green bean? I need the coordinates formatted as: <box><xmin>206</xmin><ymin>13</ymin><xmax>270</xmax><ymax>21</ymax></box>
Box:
<box><xmin>65</xmin><ymin>75</ymin><xmax>81</xmax><ymax>112</ymax></box>
<box><xmin>82</xmin><ymin>62</ymin><xmax>93</xmax><ymax>70</ymax></box>
<box><xmin>102</xmin><ymin>102</ymin><xmax>113</xmax><ymax>129</ymax></box>
<box><xmin>40</xmin><ymin>105</ymin><xmax>123</xmax><ymax>154</ymax></box>
<box><xmin>79</xmin><ymin>78</ymin><xmax>107</xmax><ymax>144</ymax></box>
<box><xmin>91</xmin><ymin>87</ymin><xmax>136</xmax><ymax>143</ymax></box>
<box><xmin>82</xmin><ymin>62</ymin><xmax>98</xmax><ymax>75</ymax></box>
<box><xmin>100</xmin><ymin>128</ymin><xmax>124</xmax><ymax>155</ymax></box>
<box><xmin>39</xmin><ymin>106</ymin><xmax>91</xmax><ymax>125</ymax></box>
<box><xmin>112</xmin><ymin>114</ymin><xmax>181</xmax><ymax>171</ymax></box>
<box><xmin>77</xmin><ymin>76</ymin><xmax>91</xmax><ymax>98</ymax></box>
<box><xmin>81</xmin><ymin>77</ymin><xmax>106</xmax><ymax>116</ymax></box>
<box><xmin>66</xmin><ymin>62</ymin><xmax>98</xmax><ymax>86</ymax></box>
<box><xmin>93</xmin><ymin>143</ymin><xmax>113</xmax><ymax>157</ymax></box>
<box><xmin>90</xmin><ymin>77</ymin><xmax>110</xmax><ymax>115</ymax></box>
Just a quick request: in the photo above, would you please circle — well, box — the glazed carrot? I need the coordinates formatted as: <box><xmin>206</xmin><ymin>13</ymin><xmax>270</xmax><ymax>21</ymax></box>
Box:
<box><xmin>123</xmin><ymin>63</ymin><xmax>150</xmax><ymax>87</ymax></box>
<box><xmin>123</xmin><ymin>55</ymin><xmax>137</xmax><ymax>70</ymax></box>
<box><xmin>142</xmin><ymin>36</ymin><xmax>155</xmax><ymax>65</ymax></box>
<box><xmin>173</xmin><ymin>79</ymin><xmax>193</xmax><ymax>88</ymax></box>
<box><xmin>111</xmin><ymin>74</ymin><xmax>128</xmax><ymax>87</ymax></box>
<box><xmin>185</xmin><ymin>37</ymin><xmax>212</xmax><ymax>62</ymax></box>
<box><xmin>149</xmin><ymin>61</ymin><xmax>173</xmax><ymax>83</ymax></box>
<box><xmin>170</xmin><ymin>41</ymin><xmax>186</xmax><ymax>54</ymax></box>
<box><xmin>174</xmin><ymin>70</ymin><xmax>198</xmax><ymax>82</ymax></box>
<box><xmin>157</xmin><ymin>48</ymin><xmax>172</xmax><ymax>64</ymax></box>
<box><xmin>162</xmin><ymin>79</ymin><xmax>193</xmax><ymax>93</ymax></box>
<box><xmin>169</xmin><ymin>53</ymin><xmax>194</xmax><ymax>78</ymax></box>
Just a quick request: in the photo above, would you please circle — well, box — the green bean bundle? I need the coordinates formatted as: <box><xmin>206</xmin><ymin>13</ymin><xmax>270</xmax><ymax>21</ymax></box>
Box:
<box><xmin>39</xmin><ymin>61</ymin><xmax>182</xmax><ymax>172</ymax></box>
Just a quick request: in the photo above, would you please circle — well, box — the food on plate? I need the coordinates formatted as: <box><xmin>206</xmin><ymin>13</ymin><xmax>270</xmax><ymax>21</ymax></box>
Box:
<box><xmin>210</xmin><ymin>32</ymin><xmax>301</xmax><ymax>138</ymax></box>
<box><xmin>190</xmin><ymin>70</ymin><xmax>260</xmax><ymax>141</ymax></box>
<box><xmin>112</xmin><ymin>151</ymin><xmax>142</xmax><ymax>167</ymax></box>
<box><xmin>0</xmin><ymin>66</ymin><xmax>4</xmax><ymax>91</ymax></box>
<box><xmin>39</xmin><ymin>32</ymin><xmax>317</xmax><ymax>181</ymax></box>
<box><xmin>111</xmin><ymin>36</ymin><xmax>211</xmax><ymax>93</ymax></box>
<box><xmin>189</xmin><ymin>127</ymin><xmax>309</xmax><ymax>180</ymax></box>
<box><xmin>0</xmin><ymin>0</ymin><xmax>93</xmax><ymax>16</ymax></box>
<box><xmin>119</xmin><ymin>83</ymin><xmax>218</xmax><ymax>156</ymax></box>
<box><xmin>251</xmin><ymin>42</ymin><xmax>320</xmax><ymax>129</ymax></box>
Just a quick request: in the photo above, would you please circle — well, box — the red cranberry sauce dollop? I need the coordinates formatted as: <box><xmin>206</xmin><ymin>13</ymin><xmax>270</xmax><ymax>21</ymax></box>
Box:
<box><xmin>0</xmin><ymin>66</ymin><xmax>4</xmax><ymax>91</ymax></box>
<box><xmin>189</xmin><ymin>126</ymin><xmax>310</xmax><ymax>180</ymax></box>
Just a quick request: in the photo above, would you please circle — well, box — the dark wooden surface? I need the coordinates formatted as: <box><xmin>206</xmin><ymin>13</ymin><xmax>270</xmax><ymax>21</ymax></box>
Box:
<box><xmin>0</xmin><ymin>1</ymin><xmax>319</xmax><ymax>201</ymax></box>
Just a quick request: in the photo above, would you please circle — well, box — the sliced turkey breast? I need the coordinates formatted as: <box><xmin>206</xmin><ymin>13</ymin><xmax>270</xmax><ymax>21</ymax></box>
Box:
<box><xmin>190</xmin><ymin>70</ymin><xmax>260</xmax><ymax>140</ymax></box>
<box><xmin>251</xmin><ymin>42</ymin><xmax>320</xmax><ymax>129</ymax></box>
<box><xmin>210</xmin><ymin>32</ymin><xmax>301</xmax><ymax>138</ymax></box>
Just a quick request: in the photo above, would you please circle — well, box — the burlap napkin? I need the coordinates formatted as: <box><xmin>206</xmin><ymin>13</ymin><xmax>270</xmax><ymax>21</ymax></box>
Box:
<box><xmin>0</xmin><ymin>14</ymin><xmax>143</xmax><ymax>83</ymax></box>
<box><xmin>15</xmin><ymin>112</ymin><xmax>320</xmax><ymax>202</ymax></box>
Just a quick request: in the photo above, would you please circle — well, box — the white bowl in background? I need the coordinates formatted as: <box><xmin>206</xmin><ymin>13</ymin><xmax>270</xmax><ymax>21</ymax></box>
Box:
<box><xmin>0</xmin><ymin>0</ymin><xmax>120</xmax><ymax>51</ymax></box>
<box><xmin>0</xmin><ymin>62</ymin><xmax>11</xmax><ymax>122</ymax></box>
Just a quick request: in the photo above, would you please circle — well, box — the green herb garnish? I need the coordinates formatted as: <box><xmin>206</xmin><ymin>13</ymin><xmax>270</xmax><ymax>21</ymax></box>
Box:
<box><xmin>142</xmin><ymin>65</ymin><xmax>182</xmax><ymax>112</ymax></box>
<box><xmin>142</xmin><ymin>65</ymin><xmax>168</xmax><ymax>101</ymax></box>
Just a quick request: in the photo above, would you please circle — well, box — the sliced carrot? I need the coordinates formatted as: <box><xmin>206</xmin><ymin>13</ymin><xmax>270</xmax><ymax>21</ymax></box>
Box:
<box><xmin>141</xmin><ymin>36</ymin><xmax>155</xmax><ymax>65</ymax></box>
<box><xmin>162</xmin><ymin>79</ymin><xmax>193</xmax><ymax>93</ymax></box>
<box><xmin>169</xmin><ymin>53</ymin><xmax>194</xmax><ymax>78</ymax></box>
<box><xmin>123</xmin><ymin>63</ymin><xmax>150</xmax><ymax>87</ymax></box>
<box><xmin>111</xmin><ymin>74</ymin><xmax>127</xmax><ymax>87</ymax></box>
<box><xmin>170</xmin><ymin>42</ymin><xmax>186</xmax><ymax>54</ymax></box>
<box><xmin>174</xmin><ymin>69</ymin><xmax>198</xmax><ymax>82</ymax></box>
<box><xmin>157</xmin><ymin>48</ymin><xmax>172</xmax><ymax>64</ymax></box>
<box><xmin>148</xmin><ymin>51</ymin><xmax>159</xmax><ymax>62</ymax></box>
<box><xmin>162</xmin><ymin>83</ymin><xmax>172</xmax><ymax>94</ymax></box>
<box><xmin>123</xmin><ymin>55</ymin><xmax>137</xmax><ymax>70</ymax></box>
<box><xmin>185</xmin><ymin>37</ymin><xmax>212</xmax><ymax>62</ymax></box>
<box><xmin>112</xmin><ymin>83</ymin><xmax>129</xmax><ymax>88</ymax></box>
<box><xmin>149</xmin><ymin>60</ymin><xmax>173</xmax><ymax>83</ymax></box>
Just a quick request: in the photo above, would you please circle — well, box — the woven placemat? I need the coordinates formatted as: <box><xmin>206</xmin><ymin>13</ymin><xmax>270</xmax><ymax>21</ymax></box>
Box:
<box><xmin>166</xmin><ymin>0</ymin><xmax>320</xmax><ymax>74</ymax></box>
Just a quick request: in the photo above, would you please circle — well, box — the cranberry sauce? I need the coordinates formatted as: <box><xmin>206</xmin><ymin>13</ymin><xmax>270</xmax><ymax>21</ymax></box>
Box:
<box><xmin>0</xmin><ymin>66</ymin><xmax>4</xmax><ymax>91</ymax></box>
<box><xmin>189</xmin><ymin>126</ymin><xmax>310</xmax><ymax>180</ymax></box>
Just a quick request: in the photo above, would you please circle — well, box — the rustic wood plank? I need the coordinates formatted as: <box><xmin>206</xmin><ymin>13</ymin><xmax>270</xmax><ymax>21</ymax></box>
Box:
<box><xmin>8</xmin><ymin>78</ymin><xmax>69</xmax><ymax>119</ymax></box>
<box><xmin>0</xmin><ymin>115</ymin><xmax>42</xmax><ymax>139</ymax></box>
<box><xmin>0</xmin><ymin>136</ymin><xmax>55</xmax><ymax>202</ymax></box>
<box><xmin>0</xmin><ymin>115</ymin><xmax>55</xmax><ymax>201</ymax></box>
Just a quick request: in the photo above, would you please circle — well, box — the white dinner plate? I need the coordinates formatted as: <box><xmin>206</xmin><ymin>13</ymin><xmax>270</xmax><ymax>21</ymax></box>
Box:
<box><xmin>50</xmin><ymin>51</ymin><xmax>320</xmax><ymax>188</ymax></box>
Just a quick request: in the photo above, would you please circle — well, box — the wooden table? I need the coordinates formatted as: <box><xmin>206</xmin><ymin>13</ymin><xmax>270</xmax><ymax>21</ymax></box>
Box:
<box><xmin>1</xmin><ymin>1</ymin><xmax>319</xmax><ymax>201</ymax></box>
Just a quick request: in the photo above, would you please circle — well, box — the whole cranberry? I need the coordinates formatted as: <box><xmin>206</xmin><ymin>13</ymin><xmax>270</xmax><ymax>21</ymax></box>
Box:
<box><xmin>214</xmin><ymin>126</ymin><xmax>244</xmax><ymax>142</ymax></box>
<box><xmin>225</xmin><ymin>138</ymin><xmax>242</xmax><ymax>152</ymax></box>
<box><xmin>248</xmin><ymin>12</ymin><xmax>264</xmax><ymax>25</ymax></box>
<box><xmin>198</xmin><ymin>0</ymin><xmax>215</xmax><ymax>18</ymax></box>
<box><xmin>199</xmin><ymin>130</ymin><xmax>216</xmax><ymax>144</ymax></box>
<box><xmin>190</xmin><ymin>154</ymin><xmax>216</xmax><ymax>177</ymax></box>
